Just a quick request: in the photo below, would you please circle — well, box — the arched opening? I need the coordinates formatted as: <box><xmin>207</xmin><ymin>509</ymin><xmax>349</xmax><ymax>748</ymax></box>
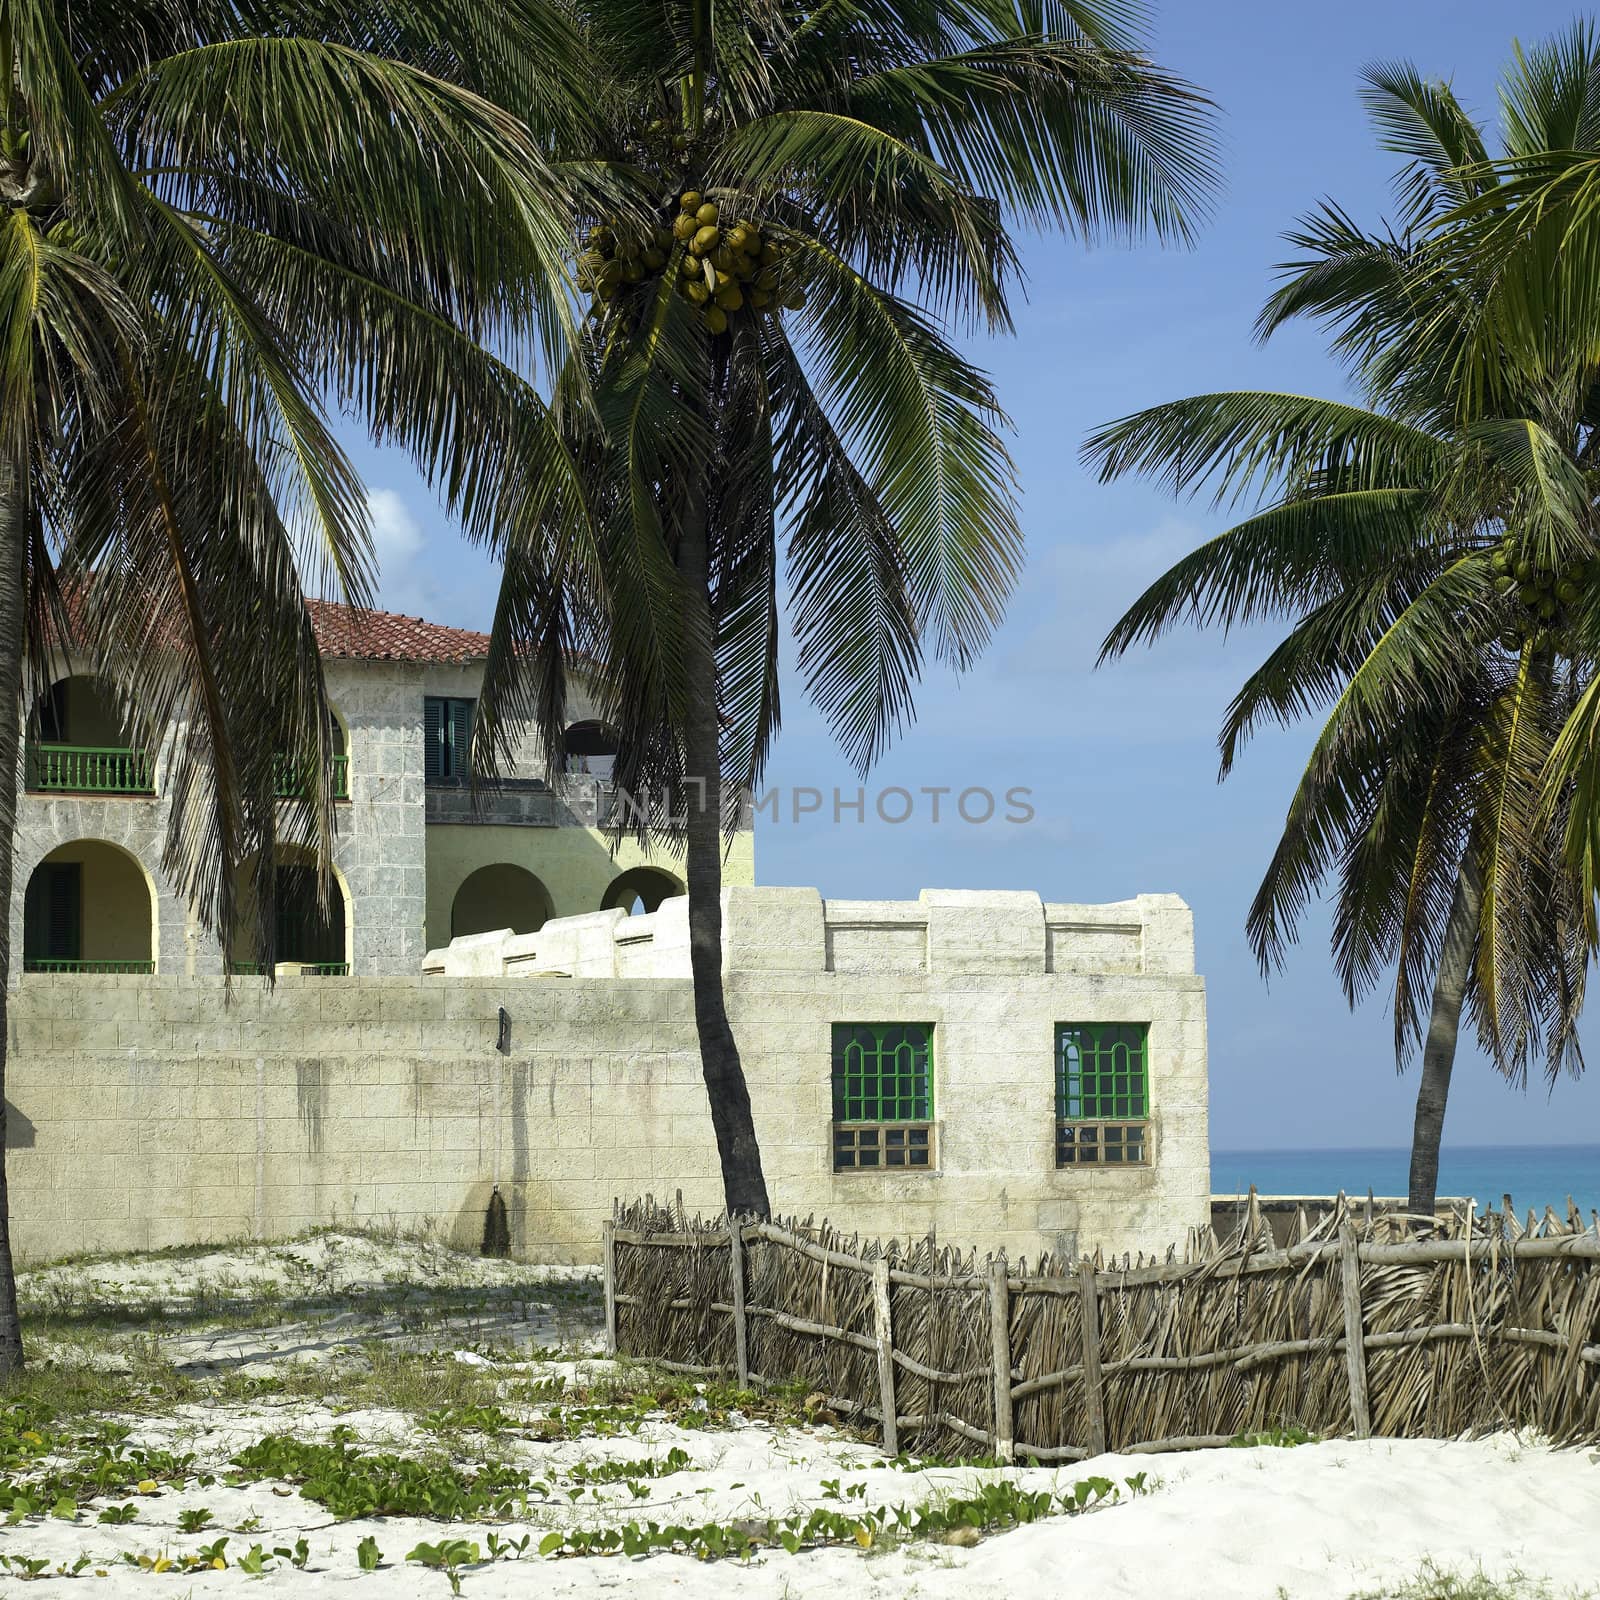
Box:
<box><xmin>26</xmin><ymin>675</ymin><xmax>154</xmax><ymax>795</ymax></box>
<box><xmin>601</xmin><ymin>866</ymin><xmax>684</xmax><ymax>917</ymax></box>
<box><xmin>561</xmin><ymin>720</ymin><xmax>619</xmax><ymax>780</ymax></box>
<box><xmin>23</xmin><ymin>840</ymin><xmax>157</xmax><ymax>973</ymax></box>
<box><xmin>450</xmin><ymin>865</ymin><xmax>553</xmax><ymax>940</ymax></box>
<box><xmin>229</xmin><ymin>846</ymin><xmax>351</xmax><ymax>975</ymax></box>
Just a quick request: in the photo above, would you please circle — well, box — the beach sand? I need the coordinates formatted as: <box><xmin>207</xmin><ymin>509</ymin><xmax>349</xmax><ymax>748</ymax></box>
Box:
<box><xmin>6</xmin><ymin>1234</ymin><xmax>1596</xmax><ymax>1598</ymax></box>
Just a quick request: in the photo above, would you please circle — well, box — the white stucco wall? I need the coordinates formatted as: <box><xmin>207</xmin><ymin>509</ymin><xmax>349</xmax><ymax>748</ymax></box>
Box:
<box><xmin>6</xmin><ymin>888</ymin><xmax>1207</xmax><ymax>1267</ymax></box>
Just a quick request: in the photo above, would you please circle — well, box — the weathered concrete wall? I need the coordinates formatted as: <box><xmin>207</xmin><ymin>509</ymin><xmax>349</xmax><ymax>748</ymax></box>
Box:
<box><xmin>6</xmin><ymin>888</ymin><xmax>1207</xmax><ymax>1267</ymax></box>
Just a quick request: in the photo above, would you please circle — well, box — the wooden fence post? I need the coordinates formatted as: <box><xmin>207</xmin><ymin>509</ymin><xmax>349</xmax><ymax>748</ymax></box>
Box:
<box><xmin>870</xmin><ymin>1257</ymin><xmax>898</xmax><ymax>1455</ymax></box>
<box><xmin>1077</xmin><ymin>1260</ymin><xmax>1107</xmax><ymax>1457</ymax></box>
<box><xmin>1339</xmin><ymin>1224</ymin><xmax>1371</xmax><ymax>1439</ymax></box>
<box><xmin>727</xmin><ymin>1218</ymin><xmax>750</xmax><ymax>1388</ymax></box>
<box><xmin>988</xmin><ymin>1260</ymin><xmax>1014</xmax><ymax>1463</ymax></box>
<box><xmin>602</xmin><ymin>1219</ymin><xmax>617</xmax><ymax>1358</ymax></box>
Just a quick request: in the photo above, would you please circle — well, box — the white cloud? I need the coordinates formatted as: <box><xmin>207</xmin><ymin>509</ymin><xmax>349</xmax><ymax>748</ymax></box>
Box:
<box><xmin>365</xmin><ymin>488</ymin><xmax>431</xmax><ymax>614</ymax></box>
<box><xmin>368</xmin><ymin>488</ymin><xmax>424</xmax><ymax>567</ymax></box>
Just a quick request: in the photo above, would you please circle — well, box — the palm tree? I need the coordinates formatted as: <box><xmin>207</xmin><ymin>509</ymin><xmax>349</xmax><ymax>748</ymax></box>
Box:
<box><xmin>1084</xmin><ymin>39</ymin><xmax>1600</xmax><ymax>1217</ymax></box>
<box><xmin>1427</xmin><ymin>23</ymin><xmax>1600</xmax><ymax>929</ymax></box>
<box><xmin>469</xmin><ymin>0</ymin><xmax>1219</xmax><ymax>1218</ymax></box>
<box><xmin>0</xmin><ymin>0</ymin><xmax>593</xmax><ymax>1375</ymax></box>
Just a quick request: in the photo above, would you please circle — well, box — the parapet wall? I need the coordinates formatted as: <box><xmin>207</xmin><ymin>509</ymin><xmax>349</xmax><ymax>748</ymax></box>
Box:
<box><xmin>7</xmin><ymin>887</ymin><xmax>1208</xmax><ymax>1266</ymax></box>
<box><xmin>424</xmin><ymin>886</ymin><xmax>1197</xmax><ymax>982</ymax></box>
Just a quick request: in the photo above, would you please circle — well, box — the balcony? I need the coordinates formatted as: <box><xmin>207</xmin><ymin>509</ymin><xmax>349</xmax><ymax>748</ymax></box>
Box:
<box><xmin>27</xmin><ymin>744</ymin><xmax>154</xmax><ymax>796</ymax></box>
<box><xmin>272</xmin><ymin>754</ymin><xmax>350</xmax><ymax>801</ymax></box>
<box><xmin>23</xmin><ymin>842</ymin><xmax>157</xmax><ymax>974</ymax></box>
<box><xmin>23</xmin><ymin>957</ymin><xmax>154</xmax><ymax>975</ymax></box>
<box><xmin>227</xmin><ymin>960</ymin><xmax>350</xmax><ymax>977</ymax></box>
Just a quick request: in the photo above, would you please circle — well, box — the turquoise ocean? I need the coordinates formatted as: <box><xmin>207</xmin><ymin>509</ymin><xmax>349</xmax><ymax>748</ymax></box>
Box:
<box><xmin>1212</xmin><ymin>1144</ymin><xmax>1600</xmax><ymax>1218</ymax></box>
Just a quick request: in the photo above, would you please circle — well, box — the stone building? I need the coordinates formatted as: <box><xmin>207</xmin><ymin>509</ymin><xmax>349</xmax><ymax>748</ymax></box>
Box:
<box><xmin>4</xmin><ymin>603</ymin><xmax>1209</xmax><ymax>1266</ymax></box>
<box><xmin>6</xmin><ymin>888</ymin><xmax>1208</xmax><ymax>1265</ymax></box>
<box><xmin>9</xmin><ymin>602</ymin><xmax>750</xmax><ymax>979</ymax></box>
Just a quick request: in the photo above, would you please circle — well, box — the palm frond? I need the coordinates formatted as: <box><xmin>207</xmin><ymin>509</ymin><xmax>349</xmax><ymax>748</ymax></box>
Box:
<box><xmin>1359</xmin><ymin>59</ymin><xmax>1491</xmax><ymax>226</ymax></box>
<box><xmin>1101</xmin><ymin>486</ymin><xmax>1431</xmax><ymax>661</ymax></box>
<box><xmin>1084</xmin><ymin>390</ymin><xmax>1447</xmax><ymax>510</ymax></box>
<box><xmin>785</xmin><ymin>232</ymin><xmax>1021</xmax><ymax>668</ymax></box>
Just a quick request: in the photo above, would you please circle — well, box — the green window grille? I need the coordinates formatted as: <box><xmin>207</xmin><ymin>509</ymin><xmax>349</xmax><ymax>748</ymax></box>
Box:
<box><xmin>831</xmin><ymin>1023</ymin><xmax>935</xmax><ymax>1171</ymax></box>
<box><xmin>424</xmin><ymin>697</ymin><xmax>475</xmax><ymax>782</ymax></box>
<box><xmin>1055</xmin><ymin>1022</ymin><xmax>1150</xmax><ymax>1167</ymax></box>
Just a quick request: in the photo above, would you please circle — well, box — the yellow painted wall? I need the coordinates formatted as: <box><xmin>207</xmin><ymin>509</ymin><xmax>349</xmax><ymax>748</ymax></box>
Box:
<box><xmin>424</xmin><ymin>824</ymin><xmax>755</xmax><ymax>951</ymax></box>
<box><xmin>39</xmin><ymin>841</ymin><xmax>156</xmax><ymax>965</ymax></box>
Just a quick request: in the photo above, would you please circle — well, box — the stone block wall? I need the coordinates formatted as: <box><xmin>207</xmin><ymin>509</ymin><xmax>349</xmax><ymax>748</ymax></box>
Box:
<box><xmin>326</xmin><ymin>659</ymin><xmax>428</xmax><ymax>974</ymax></box>
<box><xmin>7</xmin><ymin>888</ymin><xmax>1207</xmax><ymax>1266</ymax></box>
<box><xmin>7</xmin><ymin>654</ymin><xmax>752</xmax><ymax>980</ymax></box>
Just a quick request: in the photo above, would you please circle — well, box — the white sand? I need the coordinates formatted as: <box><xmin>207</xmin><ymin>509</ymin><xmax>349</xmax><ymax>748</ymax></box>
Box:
<box><xmin>20</xmin><ymin>1230</ymin><xmax>597</xmax><ymax>1307</ymax></box>
<box><xmin>6</xmin><ymin>1418</ymin><xmax>1597</xmax><ymax>1596</ymax></box>
<box><xmin>18</xmin><ymin>1231</ymin><xmax>604</xmax><ymax>1371</ymax></box>
<box><xmin>10</xmin><ymin>1236</ymin><xmax>1598</xmax><ymax>1596</ymax></box>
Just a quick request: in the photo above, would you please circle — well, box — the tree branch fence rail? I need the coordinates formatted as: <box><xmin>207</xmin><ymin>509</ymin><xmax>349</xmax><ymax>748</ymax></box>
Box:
<box><xmin>604</xmin><ymin>1192</ymin><xmax>1600</xmax><ymax>1460</ymax></box>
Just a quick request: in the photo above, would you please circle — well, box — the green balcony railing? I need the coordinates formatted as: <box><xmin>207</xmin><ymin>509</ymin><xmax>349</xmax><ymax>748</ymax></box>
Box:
<box><xmin>227</xmin><ymin>960</ymin><xmax>348</xmax><ymax>977</ymax></box>
<box><xmin>23</xmin><ymin>957</ymin><xmax>155</xmax><ymax>974</ymax></box>
<box><xmin>272</xmin><ymin>754</ymin><xmax>350</xmax><ymax>800</ymax></box>
<box><xmin>27</xmin><ymin>744</ymin><xmax>154</xmax><ymax>795</ymax></box>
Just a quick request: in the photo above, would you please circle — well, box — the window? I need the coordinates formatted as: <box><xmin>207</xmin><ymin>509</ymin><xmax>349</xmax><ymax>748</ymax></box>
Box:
<box><xmin>1055</xmin><ymin>1023</ymin><xmax>1150</xmax><ymax>1166</ymax></box>
<box><xmin>23</xmin><ymin>862</ymin><xmax>81</xmax><ymax>965</ymax></box>
<box><xmin>424</xmin><ymin>697</ymin><xmax>475</xmax><ymax>782</ymax></box>
<box><xmin>831</xmin><ymin>1023</ymin><xmax>935</xmax><ymax>1171</ymax></box>
<box><xmin>274</xmin><ymin>865</ymin><xmax>345</xmax><ymax>967</ymax></box>
<box><xmin>561</xmin><ymin>720</ymin><xmax>619</xmax><ymax>780</ymax></box>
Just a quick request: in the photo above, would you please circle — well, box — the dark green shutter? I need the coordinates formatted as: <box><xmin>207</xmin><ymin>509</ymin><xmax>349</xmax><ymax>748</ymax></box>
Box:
<box><xmin>51</xmin><ymin>865</ymin><xmax>81</xmax><ymax>960</ymax></box>
<box><xmin>275</xmin><ymin>865</ymin><xmax>307</xmax><ymax>962</ymax></box>
<box><xmin>274</xmin><ymin>864</ymin><xmax>344</xmax><ymax>966</ymax></box>
<box><xmin>424</xmin><ymin>697</ymin><xmax>445</xmax><ymax>780</ymax></box>
<box><xmin>425</xmin><ymin>697</ymin><xmax>476</xmax><ymax>779</ymax></box>
<box><xmin>448</xmin><ymin>699</ymin><xmax>475</xmax><ymax>780</ymax></box>
<box><xmin>25</xmin><ymin>863</ymin><xmax>82</xmax><ymax>964</ymax></box>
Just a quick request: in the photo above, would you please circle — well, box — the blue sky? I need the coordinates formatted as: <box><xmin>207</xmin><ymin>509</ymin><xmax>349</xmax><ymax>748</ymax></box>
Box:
<box><xmin>343</xmin><ymin>1</ymin><xmax>1600</xmax><ymax>1152</ymax></box>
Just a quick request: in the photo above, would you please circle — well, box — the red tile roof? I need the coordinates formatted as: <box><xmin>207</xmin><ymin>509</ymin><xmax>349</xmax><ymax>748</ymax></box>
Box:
<box><xmin>307</xmin><ymin>601</ymin><xmax>491</xmax><ymax>664</ymax></box>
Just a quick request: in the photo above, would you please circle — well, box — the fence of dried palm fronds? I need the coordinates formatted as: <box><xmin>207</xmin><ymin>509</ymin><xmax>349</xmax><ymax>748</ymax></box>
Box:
<box><xmin>604</xmin><ymin>1191</ymin><xmax>1600</xmax><ymax>1459</ymax></box>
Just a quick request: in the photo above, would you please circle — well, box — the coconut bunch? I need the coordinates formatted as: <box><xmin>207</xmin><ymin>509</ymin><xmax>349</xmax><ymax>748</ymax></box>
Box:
<box><xmin>576</xmin><ymin>219</ymin><xmax>673</xmax><ymax>304</ymax></box>
<box><xmin>1488</xmin><ymin>536</ymin><xmax>1600</xmax><ymax>655</ymax></box>
<box><xmin>577</xmin><ymin>189</ymin><xmax>803</xmax><ymax>334</ymax></box>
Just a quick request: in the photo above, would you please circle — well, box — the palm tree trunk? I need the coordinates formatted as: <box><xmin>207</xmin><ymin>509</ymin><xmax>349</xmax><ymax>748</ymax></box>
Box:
<box><xmin>677</xmin><ymin>502</ymin><xmax>770</xmax><ymax>1220</ymax></box>
<box><xmin>0</xmin><ymin>450</ymin><xmax>28</xmax><ymax>1374</ymax></box>
<box><xmin>1407</xmin><ymin>858</ymin><xmax>1483</xmax><ymax>1219</ymax></box>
